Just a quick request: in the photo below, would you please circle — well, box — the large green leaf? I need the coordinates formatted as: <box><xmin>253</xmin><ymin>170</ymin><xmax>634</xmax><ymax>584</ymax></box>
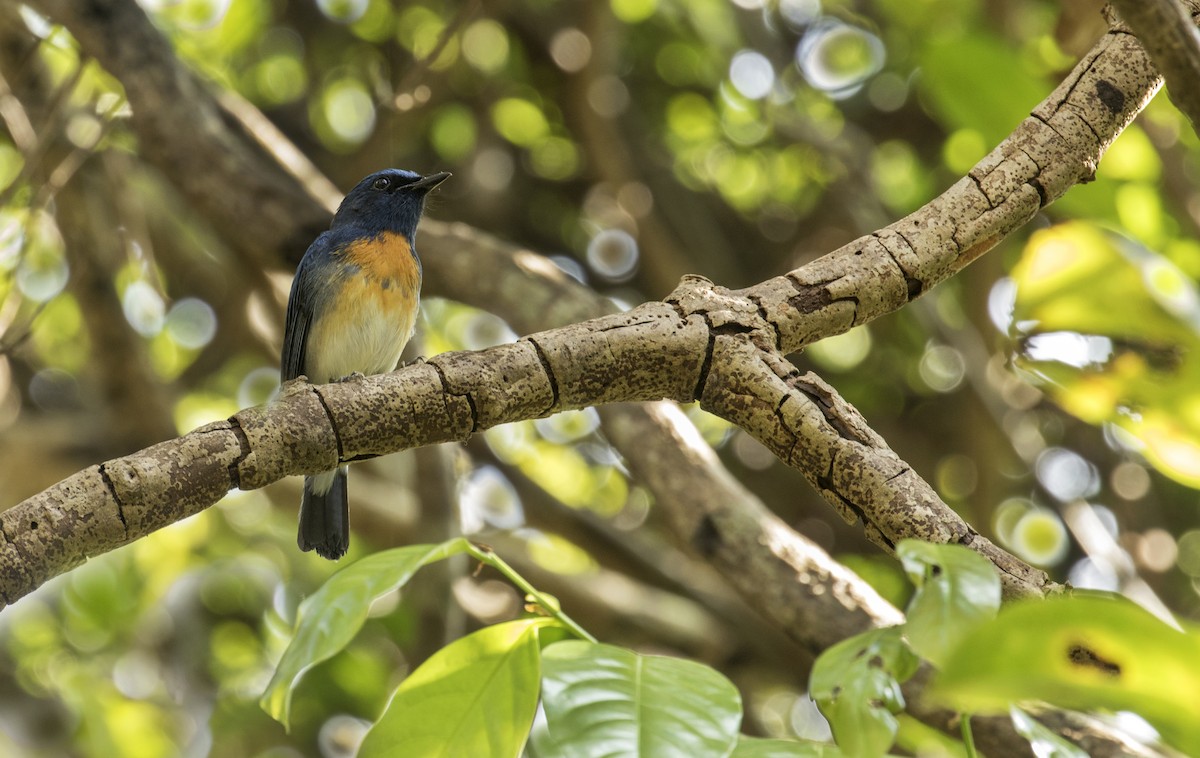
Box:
<box><xmin>259</xmin><ymin>538</ymin><xmax>472</xmax><ymax>727</ymax></box>
<box><xmin>896</xmin><ymin>540</ymin><xmax>1000</xmax><ymax>667</ymax></box>
<box><xmin>359</xmin><ymin>618</ymin><xmax>554</xmax><ymax>758</ymax></box>
<box><xmin>533</xmin><ymin>640</ymin><xmax>742</xmax><ymax>758</ymax></box>
<box><xmin>931</xmin><ymin>594</ymin><xmax>1200</xmax><ymax>756</ymax></box>
<box><xmin>1010</xmin><ymin>221</ymin><xmax>1200</xmax><ymax>487</ymax></box>
<box><xmin>808</xmin><ymin>627</ymin><xmax>919</xmax><ymax>758</ymax></box>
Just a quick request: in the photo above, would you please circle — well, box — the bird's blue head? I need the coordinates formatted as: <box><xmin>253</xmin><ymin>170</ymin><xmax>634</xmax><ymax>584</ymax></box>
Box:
<box><xmin>331</xmin><ymin>168</ymin><xmax>451</xmax><ymax>239</ymax></box>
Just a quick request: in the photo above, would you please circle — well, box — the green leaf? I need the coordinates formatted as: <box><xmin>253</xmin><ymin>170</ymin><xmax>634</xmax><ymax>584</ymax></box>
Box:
<box><xmin>1008</xmin><ymin>706</ymin><xmax>1089</xmax><ymax>758</ymax></box>
<box><xmin>359</xmin><ymin>618</ymin><xmax>554</xmax><ymax>758</ymax></box>
<box><xmin>259</xmin><ymin>537</ymin><xmax>472</xmax><ymax>727</ymax></box>
<box><xmin>931</xmin><ymin>594</ymin><xmax>1200</xmax><ymax>756</ymax></box>
<box><xmin>809</xmin><ymin>627</ymin><xmax>919</xmax><ymax>758</ymax></box>
<box><xmin>534</xmin><ymin>640</ymin><xmax>742</xmax><ymax>757</ymax></box>
<box><xmin>1010</xmin><ymin>222</ymin><xmax>1200</xmax><ymax>488</ymax></box>
<box><xmin>731</xmin><ymin>736</ymin><xmax>845</xmax><ymax>757</ymax></box>
<box><xmin>896</xmin><ymin>540</ymin><xmax>1001</xmax><ymax>667</ymax></box>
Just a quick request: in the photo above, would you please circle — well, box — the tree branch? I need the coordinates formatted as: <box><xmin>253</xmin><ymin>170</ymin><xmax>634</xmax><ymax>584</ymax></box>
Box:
<box><xmin>1109</xmin><ymin>0</ymin><xmax>1200</xmax><ymax>135</ymax></box>
<box><xmin>10</xmin><ymin>0</ymin><xmax>916</xmax><ymax>671</ymax></box>
<box><xmin>2</xmin><ymin>5</ymin><xmax>1189</xmax><ymax>752</ymax></box>
<box><xmin>3</xmin><ymin>0</ymin><xmax>1176</xmax><ymax>618</ymax></box>
<box><xmin>681</xmin><ymin>279</ymin><xmax>1052</xmax><ymax>597</ymax></box>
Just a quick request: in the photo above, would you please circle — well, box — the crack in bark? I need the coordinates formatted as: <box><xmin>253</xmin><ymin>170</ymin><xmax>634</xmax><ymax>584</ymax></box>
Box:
<box><xmin>429</xmin><ymin>360</ymin><xmax>479</xmax><ymax>434</ymax></box>
<box><xmin>712</xmin><ymin>322</ymin><xmax>756</xmax><ymax>337</ymax></box>
<box><xmin>596</xmin><ymin>318</ymin><xmax>657</xmax><ymax>332</ymax></box>
<box><xmin>97</xmin><ymin>463</ymin><xmax>128</xmax><ymax>537</ymax></box>
<box><xmin>1016</xmin><ymin>146</ymin><xmax>1051</xmax><ymax>206</ymax></box>
<box><xmin>310</xmin><ymin>385</ymin><xmax>345</xmax><ymax>463</ymax></box>
<box><xmin>816</xmin><ymin>457</ymin><xmax>894</xmax><ymax>549</ymax></box>
<box><xmin>526</xmin><ymin>336</ymin><xmax>561</xmax><ymax>414</ymax></box>
<box><xmin>881</xmin><ymin>239</ymin><xmax>924</xmax><ymax>301</ymax></box>
<box><xmin>747</xmin><ymin>293</ymin><xmax>783</xmax><ymax>350</ymax></box>
<box><xmin>226</xmin><ymin>416</ymin><xmax>251</xmax><ymax>490</ymax></box>
<box><xmin>771</xmin><ymin>393</ymin><xmax>799</xmax><ymax>450</ymax></box>
<box><xmin>1029</xmin><ymin>111</ymin><xmax>1070</xmax><ymax>145</ymax></box>
<box><xmin>967</xmin><ymin>171</ymin><xmax>997</xmax><ymax>209</ymax></box>
<box><xmin>832</xmin><ymin>293</ymin><xmax>861</xmax><ymax>322</ymax></box>
<box><xmin>693</xmin><ymin>315</ymin><xmax>717</xmax><ymax>401</ymax></box>
<box><xmin>791</xmin><ymin>377</ymin><xmax>871</xmax><ymax>446</ymax></box>
<box><xmin>665</xmin><ymin>298</ymin><xmax>687</xmax><ymax>320</ymax></box>
<box><xmin>1052</xmin><ymin>40</ymin><xmax>1110</xmax><ymax>115</ymax></box>
<box><xmin>1061</xmin><ymin>101</ymin><xmax>1106</xmax><ymax>145</ymax></box>
<box><xmin>1028</xmin><ymin>176</ymin><xmax>1048</xmax><ymax>207</ymax></box>
<box><xmin>890</xmin><ymin>228</ymin><xmax>918</xmax><ymax>257</ymax></box>
<box><xmin>783</xmin><ymin>272</ymin><xmax>834</xmax><ymax>314</ymax></box>
<box><xmin>773</xmin><ymin>403</ymin><xmax>809</xmax><ymax>472</ymax></box>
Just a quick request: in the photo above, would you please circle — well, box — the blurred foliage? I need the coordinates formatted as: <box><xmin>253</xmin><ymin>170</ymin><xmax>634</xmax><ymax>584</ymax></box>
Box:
<box><xmin>1010</xmin><ymin>222</ymin><xmax>1200</xmax><ymax>489</ymax></box>
<box><xmin>2</xmin><ymin>0</ymin><xmax>1200</xmax><ymax>754</ymax></box>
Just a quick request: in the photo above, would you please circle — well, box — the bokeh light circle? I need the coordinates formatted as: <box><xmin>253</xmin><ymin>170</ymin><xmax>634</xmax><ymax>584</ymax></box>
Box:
<box><xmin>586</xmin><ymin>228</ymin><xmax>639</xmax><ymax>282</ymax></box>
<box><xmin>796</xmin><ymin>20</ymin><xmax>885</xmax><ymax>98</ymax></box>
<box><xmin>729</xmin><ymin>50</ymin><xmax>775</xmax><ymax>100</ymax></box>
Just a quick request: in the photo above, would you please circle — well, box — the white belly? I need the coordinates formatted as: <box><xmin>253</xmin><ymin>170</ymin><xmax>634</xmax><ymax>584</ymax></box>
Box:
<box><xmin>307</xmin><ymin>296</ymin><xmax>417</xmax><ymax>383</ymax></box>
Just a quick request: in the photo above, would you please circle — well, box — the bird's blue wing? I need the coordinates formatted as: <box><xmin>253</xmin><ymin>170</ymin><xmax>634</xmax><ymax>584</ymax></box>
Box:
<box><xmin>281</xmin><ymin>234</ymin><xmax>332</xmax><ymax>382</ymax></box>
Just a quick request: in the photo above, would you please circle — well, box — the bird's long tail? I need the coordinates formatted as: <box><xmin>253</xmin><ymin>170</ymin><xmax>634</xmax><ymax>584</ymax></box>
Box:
<box><xmin>299</xmin><ymin>467</ymin><xmax>350</xmax><ymax>560</ymax></box>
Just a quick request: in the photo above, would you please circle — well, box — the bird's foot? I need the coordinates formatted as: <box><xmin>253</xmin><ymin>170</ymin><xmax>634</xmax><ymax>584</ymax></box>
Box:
<box><xmin>338</xmin><ymin>371</ymin><xmax>368</xmax><ymax>383</ymax></box>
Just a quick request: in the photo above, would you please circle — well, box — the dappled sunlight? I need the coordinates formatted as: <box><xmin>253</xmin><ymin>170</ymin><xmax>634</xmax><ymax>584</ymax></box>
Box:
<box><xmin>4</xmin><ymin>0</ymin><xmax>1200</xmax><ymax>754</ymax></box>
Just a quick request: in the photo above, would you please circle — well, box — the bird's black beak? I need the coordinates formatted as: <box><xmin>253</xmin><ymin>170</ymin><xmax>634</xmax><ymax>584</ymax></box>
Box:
<box><xmin>408</xmin><ymin>171</ymin><xmax>452</xmax><ymax>191</ymax></box>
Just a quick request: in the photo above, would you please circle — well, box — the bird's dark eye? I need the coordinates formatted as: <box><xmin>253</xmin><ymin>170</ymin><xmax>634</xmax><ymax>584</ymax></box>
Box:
<box><xmin>372</xmin><ymin>177</ymin><xmax>391</xmax><ymax>191</ymax></box>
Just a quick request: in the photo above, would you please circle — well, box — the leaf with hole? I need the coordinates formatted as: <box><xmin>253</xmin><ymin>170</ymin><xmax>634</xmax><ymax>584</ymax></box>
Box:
<box><xmin>809</xmin><ymin>626</ymin><xmax>919</xmax><ymax>758</ymax></box>
<box><xmin>931</xmin><ymin>594</ymin><xmax>1200</xmax><ymax>756</ymax></box>
<box><xmin>896</xmin><ymin>539</ymin><xmax>1000</xmax><ymax>666</ymax></box>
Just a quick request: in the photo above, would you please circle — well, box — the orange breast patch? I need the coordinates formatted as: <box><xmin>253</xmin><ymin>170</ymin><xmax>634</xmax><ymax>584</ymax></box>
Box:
<box><xmin>343</xmin><ymin>231</ymin><xmax>422</xmax><ymax>294</ymax></box>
